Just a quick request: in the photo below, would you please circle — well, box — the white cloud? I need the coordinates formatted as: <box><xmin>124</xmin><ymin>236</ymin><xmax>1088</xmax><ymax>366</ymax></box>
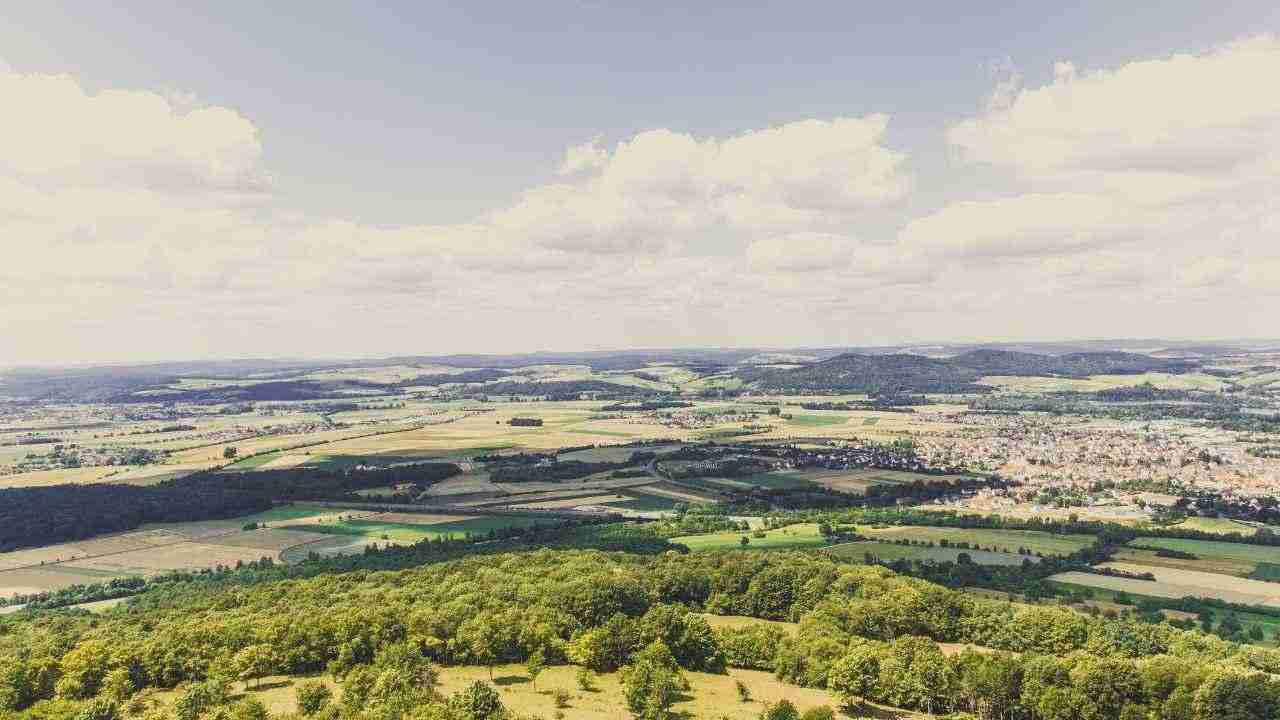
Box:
<box><xmin>557</xmin><ymin>136</ymin><xmax>608</xmax><ymax>175</ymax></box>
<box><xmin>905</xmin><ymin>33</ymin><xmax>1280</xmax><ymax>311</ymax></box>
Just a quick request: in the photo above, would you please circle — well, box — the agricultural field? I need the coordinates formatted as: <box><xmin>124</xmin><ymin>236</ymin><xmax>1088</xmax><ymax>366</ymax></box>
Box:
<box><xmin>1052</xmin><ymin>563</ymin><xmax>1280</xmax><ymax>608</ymax></box>
<box><xmin>0</xmin><ymin>504</ymin><xmax>539</xmax><ymax>600</ymax></box>
<box><xmin>1165</xmin><ymin>516</ymin><xmax>1263</xmax><ymax>536</ymax></box>
<box><xmin>852</xmin><ymin>525</ymin><xmax>1095</xmax><ymax>557</ymax></box>
<box><xmin>1127</xmin><ymin>537</ymin><xmax>1280</xmax><ymax>567</ymax></box>
<box><xmin>672</xmin><ymin>523</ymin><xmax>829</xmax><ymax>552</ymax></box>
<box><xmin>826</xmin><ymin>540</ymin><xmax>1041</xmax><ymax>566</ymax></box>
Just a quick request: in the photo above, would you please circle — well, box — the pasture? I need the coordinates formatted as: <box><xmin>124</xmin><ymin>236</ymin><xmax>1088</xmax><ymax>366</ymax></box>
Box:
<box><xmin>155</xmin><ymin>665</ymin><xmax>852</xmax><ymax>720</ymax></box>
<box><xmin>853</xmin><ymin>525</ymin><xmax>1095</xmax><ymax>557</ymax></box>
<box><xmin>672</xmin><ymin>523</ymin><xmax>828</xmax><ymax>552</ymax></box>
<box><xmin>1127</xmin><ymin>537</ymin><xmax>1280</xmax><ymax>565</ymax></box>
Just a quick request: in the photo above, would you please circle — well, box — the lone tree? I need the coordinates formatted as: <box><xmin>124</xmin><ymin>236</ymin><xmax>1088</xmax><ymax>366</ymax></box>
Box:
<box><xmin>223</xmin><ymin>446</ymin><xmax>238</xmax><ymax>460</ymax></box>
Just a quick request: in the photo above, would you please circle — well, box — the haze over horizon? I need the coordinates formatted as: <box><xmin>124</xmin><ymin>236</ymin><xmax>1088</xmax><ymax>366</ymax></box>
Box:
<box><xmin>4</xmin><ymin>2</ymin><xmax>1280</xmax><ymax>364</ymax></box>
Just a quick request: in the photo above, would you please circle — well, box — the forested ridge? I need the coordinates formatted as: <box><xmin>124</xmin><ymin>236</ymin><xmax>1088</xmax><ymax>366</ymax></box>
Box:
<box><xmin>0</xmin><ymin>463</ymin><xmax>460</xmax><ymax>552</ymax></box>
<box><xmin>750</xmin><ymin>350</ymin><xmax>1198</xmax><ymax>394</ymax></box>
<box><xmin>3</xmin><ymin>547</ymin><xmax>1280</xmax><ymax>720</ymax></box>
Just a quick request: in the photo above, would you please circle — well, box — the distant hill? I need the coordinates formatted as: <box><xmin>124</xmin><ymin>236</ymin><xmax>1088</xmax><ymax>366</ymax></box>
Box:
<box><xmin>750</xmin><ymin>350</ymin><xmax>1199</xmax><ymax>394</ymax></box>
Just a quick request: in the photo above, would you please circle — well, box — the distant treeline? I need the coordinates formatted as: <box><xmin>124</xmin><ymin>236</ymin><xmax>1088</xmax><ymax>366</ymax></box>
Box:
<box><xmin>488</xmin><ymin>451</ymin><xmax>652</xmax><ymax>483</ymax></box>
<box><xmin>601</xmin><ymin>400</ymin><xmax>693</xmax><ymax>411</ymax></box>
<box><xmin>109</xmin><ymin>379</ymin><xmax>403</xmax><ymax>404</ymax></box>
<box><xmin>750</xmin><ymin>349</ymin><xmax>1197</xmax><ymax>394</ymax></box>
<box><xmin>397</xmin><ymin>368</ymin><xmax>510</xmax><ymax>386</ymax></box>
<box><xmin>971</xmin><ymin>392</ymin><xmax>1280</xmax><ymax>433</ymax></box>
<box><xmin>0</xmin><ymin>462</ymin><xmax>460</xmax><ymax>552</ymax></box>
<box><xmin>473</xmin><ymin>380</ymin><xmax>661</xmax><ymax>400</ymax></box>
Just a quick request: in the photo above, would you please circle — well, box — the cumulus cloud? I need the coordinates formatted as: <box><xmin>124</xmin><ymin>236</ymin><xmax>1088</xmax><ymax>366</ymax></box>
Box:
<box><xmin>905</xmin><ymin>33</ymin><xmax>1280</xmax><ymax>313</ymax></box>
<box><xmin>6</xmin><ymin>36</ymin><xmax>1279</xmax><ymax>362</ymax></box>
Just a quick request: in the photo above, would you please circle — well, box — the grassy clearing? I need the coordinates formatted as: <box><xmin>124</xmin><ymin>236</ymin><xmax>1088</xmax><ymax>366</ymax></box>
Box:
<box><xmin>168</xmin><ymin>664</ymin><xmax>852</xmax><ymax>720</ymax></box>
<box><xmin>855</xmin><ymin>526</ymin><xmax>1095</xmax><ymax>557</ymax></box>
<box><xmin>673</xmin><ymin>523</ymin><xmax>829</xmax><ymax>552</ymax></box>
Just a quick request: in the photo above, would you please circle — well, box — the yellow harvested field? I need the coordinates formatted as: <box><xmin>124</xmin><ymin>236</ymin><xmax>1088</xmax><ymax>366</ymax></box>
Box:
<box><xmin>0</xmin><ymin>567</ymin><xmax>116</xmax><ymax>599</ymax></box>
<box><xmin>203</xmin><ymin>528</ymin><xmax>335</xmax><ymax>552</ymax></box>
<box><xmin>0</xmin><ymin>466</ymin><xmax>118</xmax><ymax>489</ymax></box>
<box><xmin>0</xmin><ymin>530</ymin><xmax>183</xmax><ymax>571</ymax></box>
<box><xmin>1054</xmin><ymin>563</ymin><xmax>1280</xmax><ymax>607</ymax></box>
<box><xmin>66</xmin><ymin>542</ymin><xmax>280</xmax><ymax>574</ymax></box>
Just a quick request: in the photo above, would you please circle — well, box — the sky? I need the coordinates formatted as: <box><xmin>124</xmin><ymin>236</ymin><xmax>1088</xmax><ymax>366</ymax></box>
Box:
<box><xmin>2</xmin><ymin>1</ymin><xmax>1279</xmax><ymax>364</ymax></box>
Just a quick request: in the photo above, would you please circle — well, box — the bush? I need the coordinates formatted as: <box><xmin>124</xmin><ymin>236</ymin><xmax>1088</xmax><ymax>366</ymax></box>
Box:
<box><xmin>798</xmin><ymin>706</ymin><xmax>834</xmax><ymax>720</ymax></box>
<box><xmin>758</xmin><ymin>699</ymin><xmax>799</xmax><ymax>720</ymax></box>
<box><xmin>735</xmin><ymin>679</ymin><xmax>751</xmax><ymax>703</ymax></box>
<box><xmin>553</xmin><ymin>688</ymin><xmax>571</xmax><ymax>708</ymax></box>
<box><xmin>295</xmin><ymin>680</ymin><xmax>333</xmax><ymax>716</ymax></box>
<box><xmin>576</xmin><ymin>667</ymin><xmax>596</xmax><ymax>691</ymax></box>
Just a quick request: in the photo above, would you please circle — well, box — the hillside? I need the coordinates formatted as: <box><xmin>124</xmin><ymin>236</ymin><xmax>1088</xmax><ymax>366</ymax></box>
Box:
<box><xmin>750</xmin><ymin>350</ymin><xmax>1198</xmax><ymax>394</ymax></box>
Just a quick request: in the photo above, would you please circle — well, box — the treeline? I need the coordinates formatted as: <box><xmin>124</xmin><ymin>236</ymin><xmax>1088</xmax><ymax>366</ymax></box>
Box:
<box><xmin>601</xmin><ymin>400</ymin><xmax>692</xmax><ymax>411</ymax></box>
<box><xmin>751</xmin><ymin>349</ymin><xmax>1196</xmax><ymax>394</ymax></box>
<box><xmin>0</xmin><ymin>462</ymin><xmax>460</xmax><ymax>551</ymax></box>
<box><xmin>471</xmin><ymin>380</ymin><xmax>660</xmax><ymax>400</ymax></box>
<box><xmin>488</xmin><ymin>453</ymin><xmax>650</xmax><ymax>483</ymax></box>
<box><xmin>109</xmin><ymin>379</ymin><xmax>403</xmax><ymax>404</ymax></box>
<box><xmin>970</xmin><ymin>393</ymin><xmax>1280</xmax><ymax>433</ymax></box>
<box><xmin>3</xmin><ymin>550</ymin><xmax>1278</xmax><ymax>720</ymax></box>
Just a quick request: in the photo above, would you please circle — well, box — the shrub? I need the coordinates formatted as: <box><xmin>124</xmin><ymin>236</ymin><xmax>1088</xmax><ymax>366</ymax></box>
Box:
<box><xmin>553</xmin><ymin>688</ymin><xmax>571</xmax><ymax>708</ymax></box>
<box><xmin>295</xmin><ymin>680</ymin><xmax>333</xmax><ymax>716</ymax></box>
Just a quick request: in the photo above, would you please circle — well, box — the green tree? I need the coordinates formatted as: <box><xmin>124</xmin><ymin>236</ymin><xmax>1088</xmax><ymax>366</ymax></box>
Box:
<box><xmin>758</xmin><ymin>699</ymin><xmax>799</xmax><ymax>720</ymax></box>
<box><xmin>526</xmin><ymin>648</ymin><xmax>547</xmax><ymax>691</ymax></box>
<box><xmin>620</xmin><ymin>642</ymin><xmax>684</xmax><ymax>720</ymax></box>
<box><xmin>295</xmin><ymin>680</ymin><xmax>333</xmax><ymax>716</ymax></box>
<box><xmin>233</xmin><ymin>644</ymin><xmax>276</xmax><ymax>691</ymax></box>
<box><xmin>448</xmin><ymin>681</ymin><xmax>504</xmax><ymax>720</ymax></box>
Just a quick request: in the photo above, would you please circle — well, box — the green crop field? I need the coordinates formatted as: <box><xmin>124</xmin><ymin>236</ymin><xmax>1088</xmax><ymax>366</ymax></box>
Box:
<box><xmin>1128</xmin><ymin>537</ymin><xmax>1280</xmax><ymax>565</ymax></box>
<box><xmin>785</xmin><ymin>413</ymin><xmax>849</xmax><ymax>427</ymax></box>
<box><xmin>280</xmin><ymin>515</ymin><xmax>552</xmax><ymax>543</ymax></box>
<box><xmin>855</xmin><ymin>525</ymin><xmax>1095</xmax><ymax>557</ymax></box>
<box><xmin>673</xmin><ymin>523</ymin><xmax>829</xmax><ymax>552</ymax></box>
<box><xmin>603</xmin><ymin>494</ymin><xmax>680</xmax><ymax>511</ymax></box>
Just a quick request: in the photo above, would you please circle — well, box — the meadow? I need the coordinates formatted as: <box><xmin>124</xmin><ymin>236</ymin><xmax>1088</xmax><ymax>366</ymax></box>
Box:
<box><xmin>671</xmin><ymin>523</ymin><xmax>829</xmax><ymax>552</ymax></box>
<box><xmin>853</xmin><ymin>525</ymin><xmax>1095</xmax><ymax>557</ymax></box>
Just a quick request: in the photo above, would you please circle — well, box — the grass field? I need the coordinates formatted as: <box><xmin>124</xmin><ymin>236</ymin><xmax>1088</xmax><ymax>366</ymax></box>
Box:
<box><xmin>601</xmin><ymin>493</ymin><xmax>681</xmax><ymax>512</ymax></box>
<box><xmin>1167</xmin><ymin>517</ymin><xmax>1261</xmax><ymax>536</ymax></box>
<box><xmin>1128</xmin><ymin>538</ymin><xmax>1280</xmax><ymax>565</ymax></box>
<box><xmin>1110</xmin><ymin>547</ymin><xmax>1256</xmax><ymax>578</ymax></box>
<box><xmin>826</xmin><ymin>540</ymin><xmax>1041</xmax><ymax>566</ymax></box>
<box><xmin>672</xmin><ymin>523</ymin><xmax>829</xmax><ymax>552</ymax></box>
<box><xmin>853</xmin><ymin>526</ymin><xmax>1095</xmax><ymax>557</ymax></box>
<box><xmin>784</xmin><ymin>413</ymin><xmax>849</xmax><ymax>427</ymax></box>
<box><xmin>153</xmin><ymin>664</ymin><xmax>856</xmax><ymax>720</ymax></box>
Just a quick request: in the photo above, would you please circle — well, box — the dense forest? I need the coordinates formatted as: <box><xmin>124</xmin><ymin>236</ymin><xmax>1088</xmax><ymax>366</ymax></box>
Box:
<box><xmin>3</xmin><ymin>548</ymin><xmax>1279</xmax><ymax>720</ymax></box>
<box><xmin>0</xmin><ymin>463</ymin><xmax>460</xmax><ymax>551</ymax></box>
